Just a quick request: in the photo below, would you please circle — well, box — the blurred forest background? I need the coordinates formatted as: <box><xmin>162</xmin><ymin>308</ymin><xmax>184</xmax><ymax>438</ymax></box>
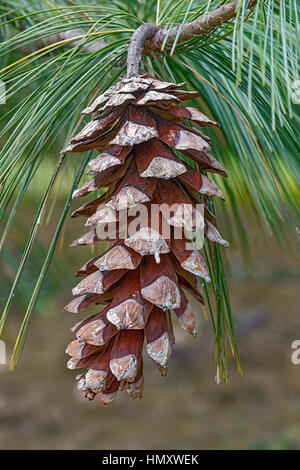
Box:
<box><xmin>0</xmin><ymin>0</ymin><xmax>299</xmax><ymax>450</ymax></box>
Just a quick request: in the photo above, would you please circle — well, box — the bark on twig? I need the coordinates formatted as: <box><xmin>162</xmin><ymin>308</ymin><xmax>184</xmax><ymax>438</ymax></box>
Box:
<box><xmin>126</xmin><ymin>23</ymin><xmax>159</xmax><ymax>77</ymax></box>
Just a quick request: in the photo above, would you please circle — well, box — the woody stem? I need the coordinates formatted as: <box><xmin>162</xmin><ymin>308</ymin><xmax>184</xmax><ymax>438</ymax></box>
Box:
<box><xmin>126</xmin><ymin>23</ymin><xmax>159</xmax><ymax>77</ymax></box>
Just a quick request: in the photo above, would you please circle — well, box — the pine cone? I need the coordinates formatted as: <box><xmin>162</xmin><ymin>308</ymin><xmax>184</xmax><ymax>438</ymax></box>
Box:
<box><xmin>62</xmin><ymin>75</ymin><xmax>229</xmax><ymax>404</ymax></box>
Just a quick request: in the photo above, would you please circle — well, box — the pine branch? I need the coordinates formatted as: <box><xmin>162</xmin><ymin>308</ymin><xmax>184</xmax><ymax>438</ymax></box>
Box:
<box><xmin>126</xmin><ymin>1</ymin><xmax>257</xmax><ymax>76</ymax></box>
<box><xmin>144</xmin><ymin>0</ymin><xmax>257</xmax><ymax>52</ymax></box>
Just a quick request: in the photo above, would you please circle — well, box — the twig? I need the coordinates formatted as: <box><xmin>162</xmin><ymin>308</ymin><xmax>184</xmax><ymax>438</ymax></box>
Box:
<box><xmin>144</xmin><ymin>0</ymin><xmax>257</xmax><ymax>52</ymax></box>
<box><xmin>126</xmin><ymin>1</ymin><xmax>257</xmax><ymax>75</ymax></box>
<box><xmin>126</xmin><ymin>23</ymin><xmax>159</xmax><ymax>77</ymax></box>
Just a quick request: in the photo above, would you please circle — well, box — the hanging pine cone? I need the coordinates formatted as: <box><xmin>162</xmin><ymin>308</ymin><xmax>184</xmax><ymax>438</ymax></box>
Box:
<box><xmin>62</xmin><ymin>74</ymin><xmax>229</xmax><ymax>405</ymax></box>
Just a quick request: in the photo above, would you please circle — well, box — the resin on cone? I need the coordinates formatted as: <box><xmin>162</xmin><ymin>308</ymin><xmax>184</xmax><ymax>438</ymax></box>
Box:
<box><xmin>62</xmin><ymin>74</ymin><xmax>228</xmax><ymax>404</ymax></box>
